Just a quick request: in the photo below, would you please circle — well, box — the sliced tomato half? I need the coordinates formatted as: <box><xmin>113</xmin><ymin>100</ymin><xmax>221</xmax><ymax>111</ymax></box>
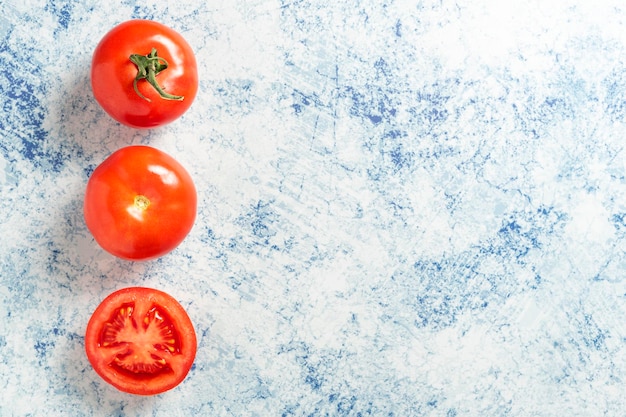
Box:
<box><xmin>85</xmin><ymin>287</ymin><xmax>197</xmax><ymax>395</ymax></box>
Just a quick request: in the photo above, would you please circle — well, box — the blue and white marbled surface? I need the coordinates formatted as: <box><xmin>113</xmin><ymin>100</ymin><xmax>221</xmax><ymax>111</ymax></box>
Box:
<box><xmin>1</xmin><ymin>0</ymin><xmax>626</xmax><ymax>415</ymax></box>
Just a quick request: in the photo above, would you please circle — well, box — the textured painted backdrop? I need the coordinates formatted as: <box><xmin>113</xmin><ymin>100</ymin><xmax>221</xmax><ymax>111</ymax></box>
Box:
<box><xmin>1</xmin><ymin>0</ymin><xmax>625</xmax><ymax>416</ymax></box>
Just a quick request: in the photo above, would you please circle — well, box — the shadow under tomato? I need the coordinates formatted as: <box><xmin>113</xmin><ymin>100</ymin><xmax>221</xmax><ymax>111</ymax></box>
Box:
<box><xmin>45</xmin><ymin>55</ymin><xmax>151</xmax><ymax>159</ymax></box>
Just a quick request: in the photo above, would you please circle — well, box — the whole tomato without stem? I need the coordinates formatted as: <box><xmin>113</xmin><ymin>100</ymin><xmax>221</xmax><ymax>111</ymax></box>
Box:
<box><xmin>85</xmin><ymin>287</ymin><xmax>197</xmax><ymax>395</ymax></box>
<box><xmin>91</xmin><ymin>19</ymin><xmax>198</xmax><ymax>128</ymax></box>
<box><xmin>84</xmin><ymin>145</ymin><xmax>197</xmax><ymax>261</ymax></box>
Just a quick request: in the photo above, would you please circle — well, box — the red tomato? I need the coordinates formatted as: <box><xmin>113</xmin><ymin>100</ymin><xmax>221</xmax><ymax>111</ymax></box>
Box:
<box><xmin>91</xmin><ymin>19</ymin><xmax>198</xmax><ymax>128</ymax></box>
<box><xmin>84</xmin><ymin>145</ymin><xmax>197</xmax><ymax>261</ymax></box>
<box><xmin>85</xmin><ymin>287</ymin><xmax>197</xmax><ymax>395</ymax></box>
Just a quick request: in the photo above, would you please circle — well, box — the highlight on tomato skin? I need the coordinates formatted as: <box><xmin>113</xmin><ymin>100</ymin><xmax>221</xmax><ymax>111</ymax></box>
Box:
<box><xmin>83</xmin><ymin>145</ymin><xmax>197</xmax><ymax>262</ymax></box>
<box><xmin>85</xmin><ymin>287</ymin><xmax>197</xmax><ymax>396</ymax></box>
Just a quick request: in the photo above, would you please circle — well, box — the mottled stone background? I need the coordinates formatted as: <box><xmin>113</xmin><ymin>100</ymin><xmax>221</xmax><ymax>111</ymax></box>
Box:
<box><xmin>1</xmin><ymin>0</ymin><xmax>625</xmax><ymax>415</ymax></box>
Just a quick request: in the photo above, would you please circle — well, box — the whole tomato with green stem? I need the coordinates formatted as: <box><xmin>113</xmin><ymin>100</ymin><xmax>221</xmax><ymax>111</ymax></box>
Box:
<box><xmin>91</xmin><ymin>19</ymin><xmax>198</xmax><ymax>128</ymax></box>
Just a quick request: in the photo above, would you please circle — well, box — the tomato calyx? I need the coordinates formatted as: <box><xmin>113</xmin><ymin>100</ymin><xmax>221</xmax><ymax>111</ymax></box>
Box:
<box><xmin>129</xmin><ymin>48</ymin><xmax>184</xmax><ymax>102</ymax></box>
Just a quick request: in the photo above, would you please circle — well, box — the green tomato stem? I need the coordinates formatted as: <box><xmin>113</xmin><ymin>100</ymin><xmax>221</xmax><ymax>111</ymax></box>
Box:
<box><xmin>129</xmin><ymin>48</ymin><xmax>184</xmax><ymax>102</ymax></box>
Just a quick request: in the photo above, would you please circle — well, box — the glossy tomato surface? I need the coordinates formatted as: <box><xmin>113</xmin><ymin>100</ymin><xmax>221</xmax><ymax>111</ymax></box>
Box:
<box><xmin>84</xmin><ymin>145</ymin><xmax>197</xmax><ymax>261</ymax></box>
<box><xmin>91</xmin><ymin>19</ymin><xmax>198</xmax><ymax>128</ymax></box>
<box><xmin>85</xmin><ymin>287</ymin><xmax>197</xmax><ymax>395</ymax></box>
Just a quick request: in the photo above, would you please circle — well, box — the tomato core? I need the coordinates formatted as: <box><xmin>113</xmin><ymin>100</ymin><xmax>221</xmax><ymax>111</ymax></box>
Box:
<box><xmin>99</xmin><ymin>301</ymin><xmax>180</xmax><ymax>376</ymax></box>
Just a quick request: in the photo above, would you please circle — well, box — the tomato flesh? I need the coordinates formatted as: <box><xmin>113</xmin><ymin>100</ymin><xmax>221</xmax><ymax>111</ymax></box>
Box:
<box><xmin>101</xmin><ymin>303</ymin><xmax>178</xmax><ymax>374</ymax></box>
<box><xmin>85</xmin><ymin>287</ymin><xmax>197</xmax><ymax>395</ymax></box>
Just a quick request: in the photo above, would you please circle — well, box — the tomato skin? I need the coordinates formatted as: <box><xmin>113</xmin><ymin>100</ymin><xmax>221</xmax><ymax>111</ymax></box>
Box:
<box><xmin>84</xmin><ymin>145</ymin><xmax>197</xmax><ymax>261</ymax></box>
<box><xmin>85</xmin><ymin>287</ymin><xmax>197</xmax><ymax>396</ymax></box>
<box><xmin>91</xmin><ymin>19</ymin><xmax>198</xmax><ymax>128</ymax></box>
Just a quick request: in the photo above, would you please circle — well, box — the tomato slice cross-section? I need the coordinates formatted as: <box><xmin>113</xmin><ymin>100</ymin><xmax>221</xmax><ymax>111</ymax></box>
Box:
<box><xmin>85</xmin><ymin>287</ymin><xmax>197</xmax><ymax>395</ymax></box>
